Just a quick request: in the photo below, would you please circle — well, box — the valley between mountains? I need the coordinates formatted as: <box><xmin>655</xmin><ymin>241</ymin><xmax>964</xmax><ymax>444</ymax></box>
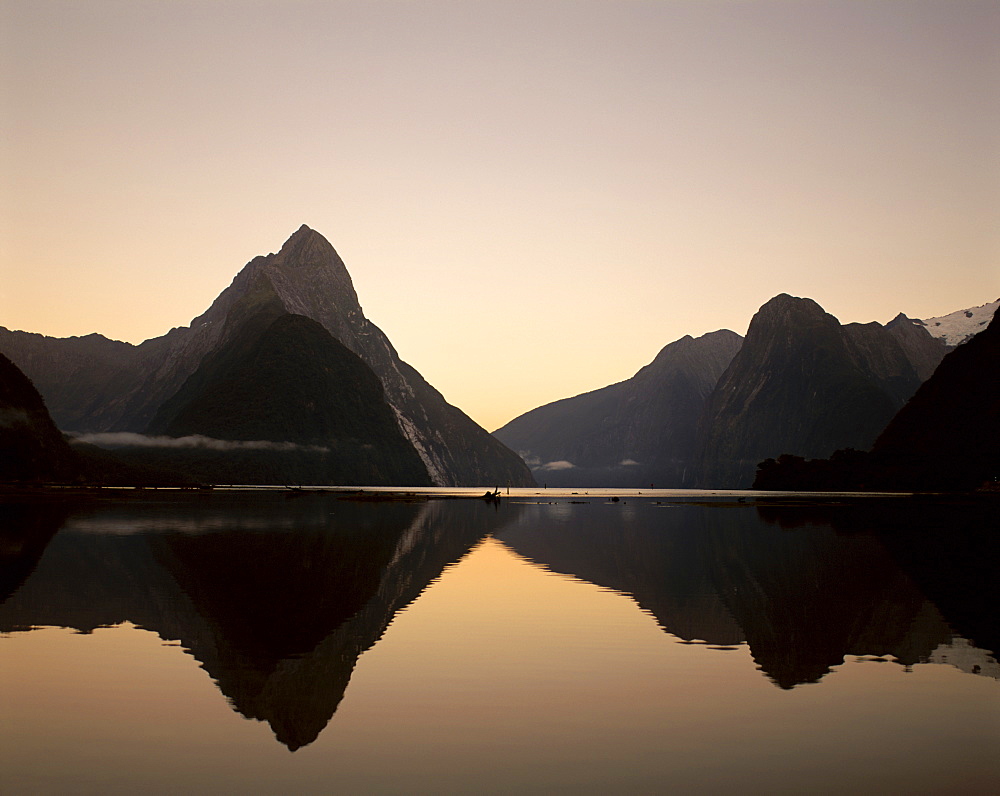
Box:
<box><xmin>1</xmin><ymin>226</ymin><xmax>997</xmax><ymax>490</ymax></box>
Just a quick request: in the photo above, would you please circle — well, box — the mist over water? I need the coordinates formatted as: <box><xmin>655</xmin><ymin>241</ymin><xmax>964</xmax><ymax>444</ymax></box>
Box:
<box><xmin>69</xmin><ymin>432</ymin><xmax>330</xmax><ymax>453</ymax></box>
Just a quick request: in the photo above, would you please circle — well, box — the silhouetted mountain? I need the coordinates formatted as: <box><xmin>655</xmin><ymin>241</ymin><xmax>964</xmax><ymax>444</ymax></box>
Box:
<box><xmin>0</xmin><ymin>226</ymin><xmax>533</xmax><ymax>486</ymax></box>
<box><xmin>494</xmin><ymin>330</ymin><xmax>742</xmax><ymax>487</ymax></box>
<box><xmin>697</xmin><ymin>294</ymin><xmax>926</xmax><ymax>487</ymax></box>
<box><xmin>141</xmin><ymin>283</ymin><xmax>429</xmax><ymax>485</ymax></box>
<box><xmin>175</xmin><ymin>226</ymin><xmax>531</xmax><ymax>486</ymax></box>
<box><xmin>0</xmin><ymin>352</ymin><xmax>78</xmax><ymax>482</ymax></box>
<box><xmin>873</xmin><ymin>309</ymin><xmax>999</xmax><ymax>481</ymax></box>
<box><xmin>754</xmin><ymin>310</ymin><xmax>1000</xmax><ymax>491</ymax></box>
<box><xmin>885</xmin><ymin>313</ymin><xmax>949</xmax><ymax>381</ymax></box>
<box><xmin>496</xmin><ymin>293</ymin><xmax>950</xmax><ymax>489</ymax></box>
<box><xmin>0</xmin><ymin>330</ymin><xmax>146</xmax><ymax>432</ymax></box>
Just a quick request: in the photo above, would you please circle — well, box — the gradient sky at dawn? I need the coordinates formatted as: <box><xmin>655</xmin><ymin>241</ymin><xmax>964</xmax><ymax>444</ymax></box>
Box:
<box><xmin>2</xmin><ymin>0</ymin><xmax>997</xmax><ymax>431</ymax></box>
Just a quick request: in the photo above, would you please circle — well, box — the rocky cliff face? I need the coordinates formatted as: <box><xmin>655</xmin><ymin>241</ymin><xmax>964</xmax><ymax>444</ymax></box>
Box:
<box><xmin>695</xmin><ymin>295</ymin><xmax>925</xmax><ymax>487</ymax></box>
<box><xmin>142</xmin><ymin>282</ymin><xmax>431</xmax><ymax>486</ymax></box>
<box><xmin>169</xmin><ymin>226</ymin><xmax>531</xmax><ymax>485</ymax></box>
<box><xmin>494</xmin><ymin>329</ymin><xmax>742</xmax><ymax>487</ymax></box>
<box><xmin>0</xmin><ymin>226</ymin><xmax>533</xmax><ymax>486</ymax></box>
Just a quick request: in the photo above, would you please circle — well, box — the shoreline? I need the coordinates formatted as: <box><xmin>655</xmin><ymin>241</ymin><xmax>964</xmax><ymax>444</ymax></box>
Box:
<box><xmin>1</xmin><ymin>482</ymin><xmax>995</xmax><ymax>506</ymax></box>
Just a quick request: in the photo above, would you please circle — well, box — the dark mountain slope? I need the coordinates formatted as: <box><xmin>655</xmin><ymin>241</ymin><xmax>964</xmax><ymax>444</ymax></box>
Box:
<box><xmin>225</xmin><ymin>226</ymin><xmax>532</xmax><ymax>486</ymax></box>
<box><xmin>494</xmin><ymin>330</ymin><xmax>742</xmax><ymax>487</ymax></box>
<box><xmin>874</xmin><ymin>309</ymin><xmax>999</xmax><ymax>466</ymax></box>
<box><xmin>0</xmin><ymin>329</ymin><xmax>146</xmax><ymax>432</ymax></box>
<box><xmin>754</xmin><ymin>311</ymin><xmax>999</xmax><ymax>491</ymax></box>
<box><xmin>0</xmin><ymin>352</ymin><xmax>78</xmax><ymax>481</ymax></box>
<box><xmin>0</xmin><ymin>226</ymin><xmax>533</xmax><ymax>486</ymax></box>
<box><xmin>885</xmin><ymin>313</ymin><xmax>949</xmax><ymax>381</ymax></box>
<box><xmin>842</xmin><ymin>321</ymin><xmax>924</xmax><ymax>405</ymax></box>
<box><xmin>143</xmin><ymin>282</ymin><xmax>430</xmax><ymax>486</ymax></box>
<box><xmin>697</xmin><ymin>295</ymin><xmax>918</xmax><ymax>488</ymax></box>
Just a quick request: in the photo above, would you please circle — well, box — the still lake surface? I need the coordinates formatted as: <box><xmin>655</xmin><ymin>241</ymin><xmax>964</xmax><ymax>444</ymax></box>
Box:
<box><xmin>1</xmin><ymin>490</ymin><xmax>997</xmax><ymax>794</ymax></box>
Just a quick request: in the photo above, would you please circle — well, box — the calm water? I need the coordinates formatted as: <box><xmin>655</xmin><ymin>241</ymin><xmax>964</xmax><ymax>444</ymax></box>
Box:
<box><xmin>1</xmin><ymin>492</ymin><xmax>997</xmax><ymax>794</ymax></box>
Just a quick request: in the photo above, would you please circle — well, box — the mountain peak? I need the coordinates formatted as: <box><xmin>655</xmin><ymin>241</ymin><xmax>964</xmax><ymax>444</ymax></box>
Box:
<box><xmin>747</xmin><ymin>294</ymin><xmax>837</xmax><ymax>339</ymax></box>
<box><xmin>275</xmin><ymin>224</ymin><xmax>340</xmax><ymax>264</ymax></box>
<box><xmin>244</xmin><ymin>226</ymin><xmax>364</xmax><ymax>335</ymax></box>
<box><xmin>759</xmin><ymin>293</ymin><xmax>824</xmax><ymax>314</ymax></box>
<box><xmin>284</xmin><ymin>223</ymin><xmax>320</xmax><ymax>245</ymax></box>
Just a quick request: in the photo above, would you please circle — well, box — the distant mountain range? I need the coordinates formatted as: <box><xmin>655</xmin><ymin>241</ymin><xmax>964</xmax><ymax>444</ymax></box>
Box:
<box><xmin>496</xmin><ymin>294</ymin><xmax>996</xmax><ymax>488</ymax></box>
<box><xmin>0</xmin><ymin>226</ymin><xmax>533</xmax><ymax>486</ymax></box>
<box><xmin>493</xmin><ymin>329</ymin><xmax>742</xmax><ymax>487</ymax></box>
<box><xmin>0</xmin><ymin>226</ymin><xmax>995</xmax><ymax>489</ymax></box>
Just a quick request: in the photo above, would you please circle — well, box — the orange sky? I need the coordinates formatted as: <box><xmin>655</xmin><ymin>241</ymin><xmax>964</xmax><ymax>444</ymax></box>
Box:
<box><xmin>2</xmin><ymin>1</ymin><xmax>997</xmax><ymax>431</ymax></box>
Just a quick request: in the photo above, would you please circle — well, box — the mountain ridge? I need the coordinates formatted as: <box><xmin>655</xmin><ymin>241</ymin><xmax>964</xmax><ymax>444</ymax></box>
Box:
<box><xmin>0</xmin><ymin>226</ymin><xmax>533</xmax><ymax>486</ymax></box>
<box><xmin>493</xmin><ymin>328</ymin><xmax>742</xmax><ymax>486</ymax></box>
<box><xmin>498</xmin><ymin>291</ymin><xmax>964</xmax><ymax>488</ymax></box>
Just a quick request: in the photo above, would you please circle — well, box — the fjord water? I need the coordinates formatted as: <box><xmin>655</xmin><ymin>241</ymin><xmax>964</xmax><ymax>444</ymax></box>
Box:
<box><xmin>1</xmin><ymin>493</ymin><xmax>997</xmax><ymax>794</ymax></box>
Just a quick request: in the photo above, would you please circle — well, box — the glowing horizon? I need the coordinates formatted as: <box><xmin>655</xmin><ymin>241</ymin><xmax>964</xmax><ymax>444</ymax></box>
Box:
<box><xmin>2</xmin><ymin>1</ymin><xmax>997</xmax><ymax>431</ymax></box>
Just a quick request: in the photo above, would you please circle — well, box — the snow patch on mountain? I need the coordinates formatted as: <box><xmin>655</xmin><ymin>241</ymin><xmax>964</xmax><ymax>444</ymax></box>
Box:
<box><xmin>916</xmin><ymin>299</ymin><xmax>999</xmax><ymax>347</ymax></box>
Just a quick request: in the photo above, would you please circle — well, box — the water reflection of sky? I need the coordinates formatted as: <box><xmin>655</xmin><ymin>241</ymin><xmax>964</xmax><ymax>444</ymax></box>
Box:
<box><xmin>0</xmin><ymin>497</ymin><xmax>997</xmax><ymax>793</ymax></box>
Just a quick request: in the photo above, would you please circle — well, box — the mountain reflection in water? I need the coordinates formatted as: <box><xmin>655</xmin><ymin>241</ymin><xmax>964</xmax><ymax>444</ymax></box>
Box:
<box><xmin>0</xmin><ymin>493</ymin><xmax>997</xmax><ymax>762</ymax></box>
<box><xmin>0</xmin><ymin>494</ymin><xmax>506</xmax><ymax>751</ymax></box>
<box><xmin>497</xmin><ymin>498</ymin><xmax>1000</xmax><ymax>688</ymax></box>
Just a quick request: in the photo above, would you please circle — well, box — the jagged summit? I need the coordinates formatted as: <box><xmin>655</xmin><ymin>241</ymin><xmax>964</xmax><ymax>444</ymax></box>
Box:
<box><xmin>207</xmin><ymin>226</ymin><xmax>531</xmax><ymax>485</ymax></box>
<box><xmin>739</xmin><ymin>294</ymin><xmax>848</xmax><ymax>348</ymax></box>
<box><xmin>876</xmin><ymin>308</ymin><xmax>1000</xmax><ymax>464</ymax></box>
<box><xmin>273</xmin><ymin>224</ymin><xmax>350</xmax><ymax>276</ymax></box>
<box><xmin>193</xmin><ymin>226</ymin><xmax>363</xmax><ymax>352</ymax></box>
<box><xmin>753</xmin><ymin>293</ymin><xmax>832</xmax><ymax>323</ymax></box>
<box><xmin>696</xmin><ymin>294</ymin><xmax>921</xmax><ymax>486</ymax></box>
<box><xmin>0</xmin><ymin>226</ymin><xmax>534</xmax><ymax>486</ymax></box>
